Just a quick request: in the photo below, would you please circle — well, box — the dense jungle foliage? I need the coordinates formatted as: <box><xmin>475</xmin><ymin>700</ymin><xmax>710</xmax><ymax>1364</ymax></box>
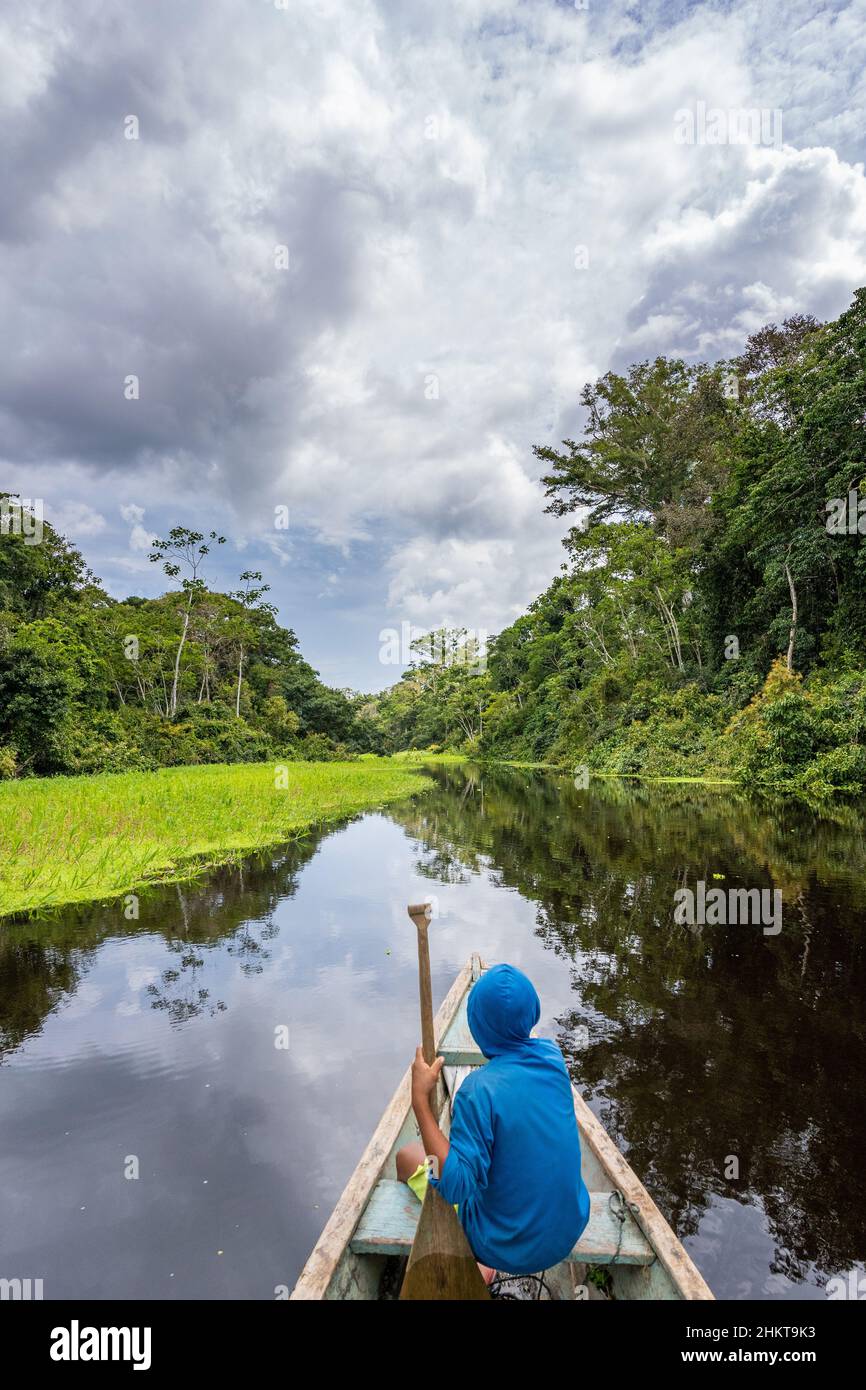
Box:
<box><xmin>2</xmin><ymin>287</ymin><xmax>864</xmax><ymax>798</ymax></box>
<box><xmin>366</xmin><ymin>288</ymin><xmax>866</xmax><ymax>800</ymax></box>
<box><xmin>0</xmin><ymin>517</ymin><xmax>373</xmax><ymax>774</ymax></box>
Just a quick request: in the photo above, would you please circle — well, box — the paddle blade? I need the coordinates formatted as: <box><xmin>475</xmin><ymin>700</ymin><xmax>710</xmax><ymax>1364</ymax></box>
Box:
<box><xmin>399</xmin><ymin>1186</ymin><xmax>491</xmax><ymax>1301</ymax></box>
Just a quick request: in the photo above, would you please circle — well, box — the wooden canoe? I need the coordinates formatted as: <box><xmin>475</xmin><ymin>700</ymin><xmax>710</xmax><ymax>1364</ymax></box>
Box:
<box><xmin>291</xmin><ymin>955</ymin><xmax>714</xmax><ymax>1300</ymax></box>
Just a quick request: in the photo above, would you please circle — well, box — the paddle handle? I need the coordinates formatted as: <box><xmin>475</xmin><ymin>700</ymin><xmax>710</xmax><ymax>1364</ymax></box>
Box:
<box><xmin>407</xmin><ymin>902</ymin><xmax>436</xmax><ymax>1064</ymax></box>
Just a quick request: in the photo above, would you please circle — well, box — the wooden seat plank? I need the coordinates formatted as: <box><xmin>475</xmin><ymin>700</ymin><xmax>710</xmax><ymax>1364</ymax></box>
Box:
<box><xmin>350</xmin><ymin>1180</ymin><xmax>655</xmax><ymax>1266</ymax></box>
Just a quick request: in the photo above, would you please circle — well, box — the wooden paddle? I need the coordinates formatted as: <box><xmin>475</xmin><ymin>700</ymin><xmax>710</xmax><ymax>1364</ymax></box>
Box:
<box><xmin>406</xmin><ymin>901</ymin><xmax>439</xmax><ymax>1111</ymax></box>
<box><xmin>400</xmin><ymin>901</ymin><xmax>491</xmax><ymax>1301</ymax></box>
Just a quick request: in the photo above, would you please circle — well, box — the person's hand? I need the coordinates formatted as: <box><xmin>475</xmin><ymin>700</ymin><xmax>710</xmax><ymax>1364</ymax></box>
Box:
<box><xmin>411</xmin><ymin>1047</ymin><xmax>444</xmax><ymax>1104</ymax></box>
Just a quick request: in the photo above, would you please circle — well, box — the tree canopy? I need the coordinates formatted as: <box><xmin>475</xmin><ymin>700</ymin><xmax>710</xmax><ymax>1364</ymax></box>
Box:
<box><xmin>364</xmin><ymin>288</ymin><xmax>866</xmax><ymax>801</ymax></box>
<box><xmin>0</xmin><ymin>500</ymin><xmax>377</xmax><ymax>775</ymax></box>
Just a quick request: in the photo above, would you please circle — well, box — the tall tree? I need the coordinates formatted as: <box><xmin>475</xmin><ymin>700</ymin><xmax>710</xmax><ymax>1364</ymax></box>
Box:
<box><xmin>229</xmin><ymin>571</ymin><xmax>275</xmax><ymax>718</ymax></box>
<box><xmin>148</xmin><ymin>529</ymin><xmax>226</xmax><ymax>718</ymax></box>
<box><xmin>536</xmin><ymin>359</ymin><xmax>732</xmax><ymax>536</ymax></box>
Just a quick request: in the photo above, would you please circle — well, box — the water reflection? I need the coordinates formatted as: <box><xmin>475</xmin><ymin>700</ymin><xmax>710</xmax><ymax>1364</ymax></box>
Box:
<box><xmin>391</xmin><ymin>765</ymin><xmax>866</xmax><ymax>1299</ymax></box>
<box><xmin>0</xmin><ymin>767</ymin><xmax>864</xmax><ymax>1300</ymax></box>
<box><xmin>0</xmin><ymin>842</ymin><xmax>316</xmax><ymax>1054</ymax></box>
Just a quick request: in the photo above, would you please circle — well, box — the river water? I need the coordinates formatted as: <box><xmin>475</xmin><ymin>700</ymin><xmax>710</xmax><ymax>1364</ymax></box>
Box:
<box><xmin>1</xmin><ymin>763</ymin><xmax>864</xmax><ymax>1300</ymax></box>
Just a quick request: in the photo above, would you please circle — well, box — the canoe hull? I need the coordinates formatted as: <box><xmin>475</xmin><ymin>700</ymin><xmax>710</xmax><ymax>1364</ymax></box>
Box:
<box><xmin>292</xmin><ymin>956</ymin><xmax>713</xmax><ymax>1301</ymax></box>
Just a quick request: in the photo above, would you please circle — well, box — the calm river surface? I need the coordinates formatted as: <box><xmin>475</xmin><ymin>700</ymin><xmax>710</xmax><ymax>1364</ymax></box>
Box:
<box><xmin>1</xmin><ymin>764</ymin><xmax>864</xmax><ymax>1300</ymax></box>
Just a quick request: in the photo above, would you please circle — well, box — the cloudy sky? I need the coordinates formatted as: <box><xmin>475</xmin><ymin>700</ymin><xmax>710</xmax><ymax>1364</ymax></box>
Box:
<box><xmin>2</xmin><ymin>0</ymin><xmax>865</xmax><ymax>690</ymax></box>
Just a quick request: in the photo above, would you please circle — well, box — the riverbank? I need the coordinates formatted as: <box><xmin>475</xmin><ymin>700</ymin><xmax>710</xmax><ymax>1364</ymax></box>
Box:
<box><xmin>0</xmin><ymin>759</ymin><xmax>430</xmax><ymax>919</ymax></box>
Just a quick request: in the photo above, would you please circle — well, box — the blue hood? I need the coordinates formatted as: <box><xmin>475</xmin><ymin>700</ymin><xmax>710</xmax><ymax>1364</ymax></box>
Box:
<box><xmin>467</xmin><ymin>963</ymin><xmax>540</xmax><ymax>1058</ymax></box>
<box><xmin>436</xmin><ymin>961</ymin><xmax>591</xmax><ymax>1272</ymax></box>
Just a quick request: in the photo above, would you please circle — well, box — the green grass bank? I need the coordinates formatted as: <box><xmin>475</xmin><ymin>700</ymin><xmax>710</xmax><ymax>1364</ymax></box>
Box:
<box><xmin>0</xmin><ymin>758</ymin><xmax>430</xmax><ymax>919</ymax></box>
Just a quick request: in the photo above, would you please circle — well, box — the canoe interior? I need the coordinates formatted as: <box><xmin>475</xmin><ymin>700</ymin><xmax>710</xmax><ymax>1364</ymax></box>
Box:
<box><xmin>291</xmin><ymin>955</ymin><xmax>713</xmax><ymax>1301</ymax></box>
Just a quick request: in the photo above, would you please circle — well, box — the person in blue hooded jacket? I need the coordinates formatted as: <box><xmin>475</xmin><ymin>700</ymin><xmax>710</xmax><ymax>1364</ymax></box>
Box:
<box><xmin>395</xmin><ymin>963</ymin><xmax>591</xmax><ymax>1277</ymax></box>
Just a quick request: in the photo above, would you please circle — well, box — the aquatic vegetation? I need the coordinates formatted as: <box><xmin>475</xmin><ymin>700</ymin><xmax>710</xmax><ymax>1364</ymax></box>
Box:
<box><xmin>0</xmin><ymin>758</ymin><xmax>429</xmax><ymax>918</ymax></box>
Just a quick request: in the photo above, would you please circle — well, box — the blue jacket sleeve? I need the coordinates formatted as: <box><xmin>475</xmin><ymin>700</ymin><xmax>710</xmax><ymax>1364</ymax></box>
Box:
<box><xmin>430</xmin><ymin>1082</ymin><xmax>494</xmax><ymax>1206</ymax></box>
